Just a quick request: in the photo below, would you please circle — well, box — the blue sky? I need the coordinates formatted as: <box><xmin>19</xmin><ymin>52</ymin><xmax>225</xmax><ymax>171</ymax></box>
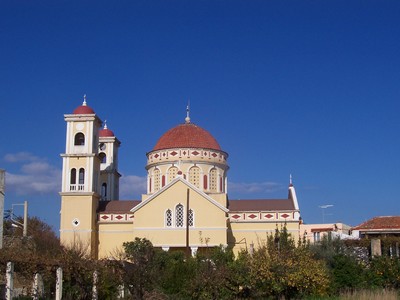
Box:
<box><xmin>1</xmin><ymin>1</ymin><xmax>399</xmax><ymax>233</ymax></box>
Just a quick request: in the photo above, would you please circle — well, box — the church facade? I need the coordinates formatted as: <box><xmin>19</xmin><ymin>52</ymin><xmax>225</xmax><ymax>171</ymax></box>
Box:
<box><xmin>60</xmin><ymin>99</ymin><xmax>301</xmax><ymax>258</ymax></box>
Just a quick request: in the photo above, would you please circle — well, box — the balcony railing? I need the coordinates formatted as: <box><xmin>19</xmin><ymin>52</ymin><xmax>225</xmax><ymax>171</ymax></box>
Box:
<box><xmin>69</xmin><ymin>184</ymin><xmax>85</xmax><ymax>191</ymax></box>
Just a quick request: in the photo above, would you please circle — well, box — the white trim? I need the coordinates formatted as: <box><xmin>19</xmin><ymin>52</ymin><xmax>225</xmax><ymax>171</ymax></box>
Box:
<box><xmin>59</xmin><ymin>229</ymin><xmax>93</xmax><ymax>233</ymax></box>
<box><xmin>133</xmin><ymin>226</ymin><xmax>226</xmax><ymax>231</ymax></box>
<box><xmin>228</xmin><ymin>229</ymin><xmax>300</xmax><ymax>233</ymax></box>
<box><xmin>131</xmin><ymin>177</ymin><xmax>229</xmax><ymax>213</ymax></box>
<box><xmin>289</xmin><ymin>185</ymin><xmax>299</xmax><ymax>210</ymax></box>
<box><xmin>98</xmin><ymin>230</ymin><xmax>135</xmax><ymax>234</ymax></box>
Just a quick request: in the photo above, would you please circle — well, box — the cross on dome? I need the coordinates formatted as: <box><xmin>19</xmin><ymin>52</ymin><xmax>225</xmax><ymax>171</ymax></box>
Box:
<box><xmin>185</xmin><ymin>101</ymin><xmax>191</xmax><ymax>123</ymax></box>
<box><xmin>83</xmin><ymin>94</ymin><xmax>87</xmax><ymax>106</ymax></box>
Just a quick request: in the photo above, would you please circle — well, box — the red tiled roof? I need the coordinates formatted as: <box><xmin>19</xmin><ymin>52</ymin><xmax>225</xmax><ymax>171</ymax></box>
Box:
<box><xmin>73</xmin><ymin>105</ymin><xmax>95</xmax><ymax>114</ymax></box>
<box><xmin>99</xmin><ymin>128</ymin><xmax>115</xmax><ymax>137</ymax></box>
<box><xmin>153</xmin><ymin>123</ymin><xmax>221</xmax><ymax>151</ymax></box>
<box><xmin>228</xmin><ymin>199</ymin><xmax>295</xmax><ymax>211</ymax></box>
<box><xmin>97</xmin><ymin>200</ymin><xmax>140</xmax><ymax>214</ymax></box>
<box><xmin>353</xmin><ymin>216</ymin><xmax>400</xmax><ymax>230</ymax></box>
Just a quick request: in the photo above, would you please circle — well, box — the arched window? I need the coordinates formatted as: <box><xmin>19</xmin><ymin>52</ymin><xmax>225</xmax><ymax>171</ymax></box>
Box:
<box><xmin>188</xmin><ymin>209</ymin><xmax>194</xmax><ymax>227</ymax></box>
<box><xmin>154</xmin><ymin>169</ymin><xmax>160</xmax><ymax>192</ymax></box>
<box><xmin>79</xmin><ymin>168</ymin><xmax>85</xmax><ymax>184</ymax></box>
<box><xmin>74</xmin><ymin>133</ymin><xmax>85</xmax><ymax>146</ymax></box>
<box><xmin>99</xmin><ymin>152</ymin><xmax>107</xmax><ymax>164</ymax></box>
<box><xmin>189</xmin><ymin>166</ymin><xmax>200</xmax><ymax>188</ymax></box>
<box><xmin>168</xmin><ymin>166</ymin><xmax>178</xmax><ymax>183</ymax></box>
<box><xmin>209</xmin><ymin>168</ymin><xmax>218</xmax><ymax>192</ymax></box>
<box><xmin>101</xmin><ymin>183</ymin><xmax>107</xmax><ymax>200</ymax></box>
<box><xmin>70</xmin><ymin>168</ymin><xmax>76</xmax><ymax>184</ymax></box>
<box><xmin>175</xmin><ymin>204</ymin><xmax>184</xmax><ymax>227</ymax></box>
<box><xmin>165</xmin><ymin>209</ymin><xmax>172</xmax><ymax>227</ymax></box>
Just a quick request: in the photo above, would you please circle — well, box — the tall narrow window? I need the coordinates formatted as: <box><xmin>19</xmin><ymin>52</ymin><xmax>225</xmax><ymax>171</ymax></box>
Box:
<box><xmin>154</xmin><ymin>169</ymin><xmax>160</xmax><ymax>192</ymax></box>
<box><xmin>189</xmin><ymin>166</ymin><xmax>200</xmax><ymax>188</ymax></box>
<box><xmin>99</xmin><ymin>153</ymin><xmax>107</xmax><ymax>164</ymax></box>
<box><xmin>209</xmin><ymin>168</ymin><xmax>217</xmax><ymax>192</ymax></box>
<box><xmin>168</xmin><ymin>166</ymin><xmax>178</xmax><ymax>183</ymax></box>
<box><xmin>166</xmin><ymin>209</ymin><xmax>172</xmax><ymax>227</ymax></box>
<box><xmin>203</xmin><ymin>175</ymin><xmax>208</xmax><ymax>190</ymax></box>
<box><xmin>101</xmin><ymin>183</ymin><xmax>107</xmax><ymax>200</ymax></box>
<box><xmin>74</xmin><ymin>133</ymin><xmax>85</xmax><ymax>145</ymax></box>
<box><xmin>313</xmin><ymin>232</ymin><xmax>321</xmax><ymax>242</ymax></box>
<box><xmin>79</xmin><ymin>168</ymin><xmax>85</xmax><ymax>184</ymax></box>
<box><xmin>176</xmin><ymin>204</ymin><xmax>184</xmax><ymax>227</ymax></box>
<box><xmin>70</xmin><ymin>168</ymin><xmax>76</xmax><ymax>184</ymax></box>
<box><xmin>188</xmin><ymin>209</ymin><xmax>194</xmax><ymax>227</ymax></box>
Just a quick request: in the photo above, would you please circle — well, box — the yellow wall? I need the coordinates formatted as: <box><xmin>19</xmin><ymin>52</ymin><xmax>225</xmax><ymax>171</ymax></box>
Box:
<box><xmin>229</xmin><ymin>221</ymin><xmax>300</xmax><ymax>254</ymax></box>
<box><xmin>98</xmin><ymin>222</ymin><xmax>134</xmax><ymax>258</ymax></box>
<box><xmin>133</xmin><ymin>180</ymin><xmax>227</xmax><ymax>248</ymax></box>
<box><xmin>60</xmin><ymin>194</ymin><xmax>99</xmax><ymax>257</ymax></box>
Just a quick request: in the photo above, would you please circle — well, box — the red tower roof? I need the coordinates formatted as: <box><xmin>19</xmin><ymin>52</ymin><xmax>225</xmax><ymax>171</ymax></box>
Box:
<box><xmin>73</xmin><ymin>96</ymin><xmax>95</xmax><ymax>114</ymax></box>
<box><xmin>153</xmin><ymin>123</ymin><xmax>221</xmax><ymax>151</ymax></box>
<box><xmin>99</xmin><ymin>128</ymin><xmax>115</xmax><ymax>137</ymax></box>
<box><xmin>73</xmin><ymin>105</ymin><xmax>95</xmax><ymax>114</ymax></box>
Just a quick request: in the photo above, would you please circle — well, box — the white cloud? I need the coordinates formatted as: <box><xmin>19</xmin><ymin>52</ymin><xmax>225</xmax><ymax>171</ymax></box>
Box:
<box><xmin>4</xmin><ymin>152</ymin><xmax>39</xmax><ymax>163</ymax></box>
<box><xmin>120</xmin><ymin>175</ymin><xmax>147</xmax><ymax>199</ymax></box>
<box><xmin>228</xmin><ymin>181</ymin><xmax>283</xmax><ymax>195</ymax></box>
<box><xmin>3</xmin><ymin>152</ymin><xmax>61</xmax><ymax>196</ymax></box>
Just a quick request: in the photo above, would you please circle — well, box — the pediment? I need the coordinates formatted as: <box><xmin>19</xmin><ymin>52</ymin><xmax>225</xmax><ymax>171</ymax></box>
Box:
<box><xmin>131</xmin><ymin>177</ymin><xmax>228</xmax><ymax>213</ymax></box>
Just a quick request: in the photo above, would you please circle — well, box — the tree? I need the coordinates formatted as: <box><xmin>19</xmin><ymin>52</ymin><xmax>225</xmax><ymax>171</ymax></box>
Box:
<box><xmin>249</xmin><ymin>225</ymin><xmax>330</xmax><ymax>299</ymax></box>
<box><xmin>122</xmin><ymin>237</ymin><xmax>158</xmax><ymax>299</ymax></box>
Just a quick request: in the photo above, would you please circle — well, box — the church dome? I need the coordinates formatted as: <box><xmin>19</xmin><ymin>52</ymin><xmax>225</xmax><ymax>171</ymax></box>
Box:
<box><xmin>153</xmin><ymin>122</ymin><xmax>221</xmax><ymax>151</ymax></box>
<box><xmin>99</xmin><ymin>122</ymin><xmax>115</xmax><ymax>137</ymax></box>
<box><xmin>73</xmin><ymin>105</ymin><xmax>95</xmax><ymax>114</ymax></box>
<box><xmin>73</xmin><ymin>95</ymin><xmax>95</xmax><ymax>114</ymax></box>
<box><xmin>99</xmin><ymin>128</ymin><xmax>114</xmax><ymax>137</ymax></box>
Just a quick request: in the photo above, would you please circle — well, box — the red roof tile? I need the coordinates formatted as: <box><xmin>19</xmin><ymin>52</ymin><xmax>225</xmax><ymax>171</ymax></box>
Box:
<box><xmin>99</xmin><ymin>128</ymin><xmax>115</xmax><ymax>137</ymax></box>
<box><xmin>353</xmin><ymin>216</ymin><xmax>400</xmax><ymax>230</ymax></box>
<box><xmin>97</xmin><ymin>200</ymin><xmax>140</xmax><ymax>213</ymax></box>
<box><xmin>153</xmin><ymin>123</ymin><xmax>221</xmax><ymax>151</ymax></box>
<box><xmin>73</xmin><ymin>105</ymin><xmax>95</xmax><ymax>114</ymax></box>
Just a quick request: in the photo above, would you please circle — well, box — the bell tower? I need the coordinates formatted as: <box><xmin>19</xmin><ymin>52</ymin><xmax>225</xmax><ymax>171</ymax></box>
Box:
<box><xmin>60</xmin><ymin>96</ymin><xmax>102</xmax><ymax>258</ymax></box>
<box><xmin>98</xmin><ymin>122</ymin><xmax>121</xmax><ymax>201</ymax></box>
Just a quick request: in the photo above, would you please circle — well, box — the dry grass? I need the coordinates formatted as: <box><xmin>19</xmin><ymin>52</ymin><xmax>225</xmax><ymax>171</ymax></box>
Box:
<box><xmin>339</xmin><ymin>289</ymin><xmax>399</xmax><ymax>300</ymax></box>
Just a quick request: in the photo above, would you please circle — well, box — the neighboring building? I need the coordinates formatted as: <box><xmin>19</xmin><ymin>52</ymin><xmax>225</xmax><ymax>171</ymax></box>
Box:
<box><xmin>352</xmin><ymin>216</ymin><xmax>400</xmax><ymax>239</ymax></box>
<box><xmin>60</xmin><ymin>99</ymin><xmax>301</xmax><ymax>259</ymax></box>
<box><xmin>300</xmin><ymin>223</ymin><xmax>352</xmax><ymax>243</ymax></box>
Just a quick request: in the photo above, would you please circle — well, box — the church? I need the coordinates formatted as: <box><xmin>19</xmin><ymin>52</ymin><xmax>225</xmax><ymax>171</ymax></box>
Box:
<box><xmin>59</xmin><ymin>98</ymin><xmax>301</xmax><ymax>259</ymax></box>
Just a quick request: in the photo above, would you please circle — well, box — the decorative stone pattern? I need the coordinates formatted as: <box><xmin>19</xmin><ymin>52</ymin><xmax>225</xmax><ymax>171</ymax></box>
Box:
<box><xmin>147</xmin><ymin>148</ymin><xmax>227</xmax><ymax>165</ymax></box>
<box><xmin>98</xmin><ymin>213</ymin><xmax>134</xmax><ymax>223</ymax></box>
<box><xmin>229</xmin><ymin>211</ymin><xmax>294</xmax><ymax>222</ymax></box>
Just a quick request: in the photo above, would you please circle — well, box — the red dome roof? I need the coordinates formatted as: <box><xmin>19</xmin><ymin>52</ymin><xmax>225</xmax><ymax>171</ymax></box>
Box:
<box><xmin>99</xmin><ymin>128</ymin><xmax>115</xmax><ymax>137</ymax></box>
<box><xmin>73</xmin><ymin>104</ymin><xmax>95</xmax><ymax>114</ymax></box>
<box><xmin>153</xmin><ymin>123</ymin><xmax>221</xmax><ymax>151</ymax></box>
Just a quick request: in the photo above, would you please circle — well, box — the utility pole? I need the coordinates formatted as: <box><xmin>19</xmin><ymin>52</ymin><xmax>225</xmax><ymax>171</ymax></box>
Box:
<box><xmin>23</xmin><ymin>201</ymin><xmax>28</xmax><ymax>237</ymax></box>
<box><xmin>0</xmin><ymin>169</ymin><xmax>5</xmax><ymax>249</ymax></box>
<box><xmin>186</xmin><ymin>188</ymin><xmax>190</xmax><ymax>258</ymax></box>
<box><xmin>319</xmin><ymin>204</ymin><xmax>333</xmax><ymax>223</ymax></box>
<box><xmin>11</xmin><ymin>201</ymin><xmax>28</xmax><ymax>237</ymax></box>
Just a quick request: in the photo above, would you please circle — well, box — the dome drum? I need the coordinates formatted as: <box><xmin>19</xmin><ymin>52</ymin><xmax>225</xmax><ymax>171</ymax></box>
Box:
<box><xmin>146</xmin><ymin>148</ymin><xmax>228</xmax><ymax>168</ymax></box>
